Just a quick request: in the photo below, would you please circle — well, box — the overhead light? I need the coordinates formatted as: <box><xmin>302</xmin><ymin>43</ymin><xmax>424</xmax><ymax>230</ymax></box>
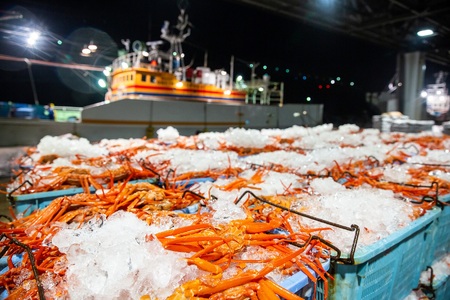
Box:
<box><xmin>417</xmin><ymin>29</ymin><xmax>434</xmax><ymax>37</ymax></box>
<box><xmin>88</xmin><ymin>41</ymin><xmax>97</xmax><ymax>52</ymax></box>
<box><xmin>81</xmin><ymin>45</ymin><xmax>91</xmax><ymax>56</ymax></box>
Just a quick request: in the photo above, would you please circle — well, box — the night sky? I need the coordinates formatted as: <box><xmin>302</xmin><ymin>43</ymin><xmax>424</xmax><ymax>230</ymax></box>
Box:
<box><xmin>0</xmin><ymin>0</ymin><xmax>444</xmax><ymax>125</ymax></box>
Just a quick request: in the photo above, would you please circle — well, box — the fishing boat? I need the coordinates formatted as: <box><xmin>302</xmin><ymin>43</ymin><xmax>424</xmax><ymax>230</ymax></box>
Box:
<box><xmin>106</xmin><ymin>10</ymin><xmax>283</xmax><ymax>105</ymax></box>
<box><xmin>424</xmin><ymin>71</ymin><xmax>449</xmax><ymax>119</ymax></box>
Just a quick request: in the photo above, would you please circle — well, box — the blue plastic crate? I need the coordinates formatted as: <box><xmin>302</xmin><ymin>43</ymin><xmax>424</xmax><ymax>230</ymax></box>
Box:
<box><xmin>422</xmin><ymin>194</ymin><xmax>450</xmax><ymax>268</ymax></box>
<box><xmin>10</xmin><ymin>186</ymin><xmax>93</xmax><ymax>216</ymax></box>
<box><xmin>434</xmin><ymin>274</ymin><xmax>450</xmax><ymax>300</ymax></box>
<box><xmin>10</xmin><ymin>178</ymin><xmax>158</xmax><ymax>216</ymax></box>
<box><xmin>280</xmin><ymin>259</ymin><xmax>330</xmax><ymax>299</ymax></box>
<box><xmin>329</xmin><ymin>208</ymin><xmax>440</xmax><ymax>300</ymax></box>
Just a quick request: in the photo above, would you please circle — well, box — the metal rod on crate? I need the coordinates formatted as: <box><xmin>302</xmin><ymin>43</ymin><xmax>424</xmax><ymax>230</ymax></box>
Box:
<box><xmin>13</xmin><ymin>166</ymin><xmax>32</xmax><ymax>180</ymax></box>
<box><xmin>365</xmin><ymin>155</ymin><xmax>380</xmax><ymax>168</ymax></box>
<box><xmin>161</xmin><ymin>168</ymin><xmax>175</xmax><ymax>189</ymax></box>
<box><xmin>400</xmin><ymin>143</ymin><xmax>420</xmax><ymax>155</ymax></box>
<box><xmin>295</xmin><ymin>170</ymin><xmax>332</xmax><ymax>179</ymax></box>
<box><xmin>409</xmin><ymin>162</ymin><xmax>450</xmax><ymax>167</ymax></box>
<box><xmin>182</xmin><ymin>190</ymin><xmax>205</xmax><ymax>199</ymax></box>
<box><xmin>335</xmin><ymin>171</ymin><xmax>357</xmax><ymax>183</ymax></box>
<box><xmin>7</xmin><ymin>180</ymin><xmax>33</xmax><ymax>207</ymax></box>
<box><xmin>235</xmin><ymin>190</ymin><xmax>360</xmax><ymax>264</ymax></box>
<box><xmin>387</xmin><ymin>181</ymin><xmax>440</xmax><ymax>206</ymax></box>
<box><xmin>413</xmin><ymin>266</ymin><xmax>436</xmax><ymax>299</ymax></box>
<box><xmin>0</xmin><ymin>214</ymin><xmax>13</xmax><ymax>222</ymax></box>
<box><xmin>140</xmin><ymin>159</ymin><xmax>162</xmax><ymax>182</ymax></box>
<box><xmin>248</xmin><ymin>162</ymin><xmax>274</xmax><ymax>171</ymax></box>
<box><xmin>289</xmin><ymin>235</ymin><xmax>341</xmax><ymax>261</ymax></box>
<box><xmin>0</xmin><ymin>233</ymin><xmax>45</xmax><ymax>300</ymax></box>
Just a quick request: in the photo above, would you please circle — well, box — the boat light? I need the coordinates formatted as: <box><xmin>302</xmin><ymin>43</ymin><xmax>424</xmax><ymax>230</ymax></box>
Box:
<box><xmin>142</xmin><ymin>51</ymin><xmax>149</xmax><ymax>57</ymax></box>
<box><xmin>420</xmin><ymin>90</ymin><xmax>428</xmax><ymax>98</ymax></box>
<box><xmin>258</xmin><ymin>87</ymin><xmax>264</xmax><ymax>92</ymax></box>
<box><xmin>121</xmin><ymin>62</ymin><xmax>129</xmax><ymax>69</ymax></box>
<box><xmin>224</xmin><ymin>90</ymin><xmax>231</xmax><ymax>95</ymax></box>
<box><xmin>221</xmin><ymin>70</ymin><xmax>227</xmax><ymax>76</ymax></box>
<box><xmin>98</xmin><ymin>79</ymin><xmax>107</xmax><ymax>88</ymax></box>
<box><xmin>103</xmin><ymin>66</ymin><xmax>112</xmax><ymax>77</ymax></box>
<box><xmin>175</xmin><ymin>81</ymin><xmax>183</xmax><ymax>88</ymax></box>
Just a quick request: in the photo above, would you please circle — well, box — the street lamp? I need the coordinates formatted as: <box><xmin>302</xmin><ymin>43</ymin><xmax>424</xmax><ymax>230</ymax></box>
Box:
<box><xmin>27</xmin><ymin>31</ymin><xmax>40</xmax><ymax>47</ymax></box>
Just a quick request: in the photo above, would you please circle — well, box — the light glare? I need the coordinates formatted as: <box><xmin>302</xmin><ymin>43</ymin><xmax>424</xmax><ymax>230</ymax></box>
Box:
<box><xmin>27</xmin><ymin>31</ymin><xmax>40</xmax><ymax>46</ymax></box>
<box><xmin>417</xmin><ymin>29</ymin><xmax>434</xmax><ymax>37</ymax></box>
<box><xmin>98</xmin><ymin>79</ymin><xmax>107</xmax><ymax>88</ymax></box>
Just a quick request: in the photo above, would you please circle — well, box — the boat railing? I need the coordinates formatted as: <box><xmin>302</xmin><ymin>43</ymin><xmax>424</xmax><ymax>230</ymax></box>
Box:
<box><xmin>242</xmin><ymin>81</ymin><xmax>284</xmax><ymax>105</ymax></box>
<box><xmin>112</xmin><ymin>52</ymin><xmax>143</xmax><ymax>71</ymax></box>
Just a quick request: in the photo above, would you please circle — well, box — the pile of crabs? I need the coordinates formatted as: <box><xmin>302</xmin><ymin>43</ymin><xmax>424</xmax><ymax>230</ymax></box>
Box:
<box><xmin>1</xmin><ymin>124</ymin><xmax>449</xmax><ymax>299</ymax></box>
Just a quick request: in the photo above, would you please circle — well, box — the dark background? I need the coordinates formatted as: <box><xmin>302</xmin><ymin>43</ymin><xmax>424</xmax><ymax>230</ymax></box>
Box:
<box><xmin>0</xmin><ymin>0</ymin><xmax>447</xmax><ymax>125</ymax></box>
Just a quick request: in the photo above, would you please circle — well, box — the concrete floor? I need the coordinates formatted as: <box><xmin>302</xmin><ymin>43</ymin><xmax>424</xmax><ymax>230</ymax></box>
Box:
<box><xmin>0</xmin><ymin>147</ymin><xmax>27</xmax><ymax>220</ymax></box>
<box><xmin>1</xmin><ymin>177</ymin><xmax>12</xmax><ymax>220</ymax></box>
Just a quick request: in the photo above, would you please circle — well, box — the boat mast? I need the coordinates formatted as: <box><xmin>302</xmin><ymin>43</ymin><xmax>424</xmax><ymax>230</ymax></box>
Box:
<box><xmin>160</xmin><ymin>9</ymin><xmax>191</xmax><ymax>80</ymax></box>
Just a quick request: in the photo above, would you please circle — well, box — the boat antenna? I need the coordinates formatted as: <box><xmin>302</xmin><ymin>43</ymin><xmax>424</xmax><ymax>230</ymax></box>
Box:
<box><xmin>177</xmin><ymin>0</ymin><xmax>190</xmax><ymax>11</ymax></box>
<box><xmin>121</xmin><ymin>39</ymin><xmax>130</xmax><ymax>52</ymax></box>
<box><xmin>230</xmin><ymin>55</ymin><xmax>234</xmax><ymax>91</ymax></box>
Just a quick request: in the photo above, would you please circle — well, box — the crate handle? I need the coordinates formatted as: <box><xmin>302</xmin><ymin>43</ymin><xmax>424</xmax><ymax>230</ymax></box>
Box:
<box><xmin>7</xmin><ymin>180</ymin><xmax>33</xmax><ymax>207</ymax></box>
<box><xmin>139</xmin><ymin>159</ymin><xmax>162</xmax><ymax>182</ymax></box>
<box><xmin>0</xmin><ymin>233</ymin><xmax>45</xmax><ymax>300</ymax></box>
<box><xmin>413</xmin><ymin>266</ymin><xmax>436</xmax><ymax>299</ymax></box>
<box><xmin>235</xmin><ymin>190</ymin><xmax>360</xmax><ymax>264</ymax></box>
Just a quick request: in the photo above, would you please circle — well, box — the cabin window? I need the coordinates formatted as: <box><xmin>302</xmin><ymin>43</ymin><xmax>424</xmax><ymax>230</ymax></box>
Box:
<box><xmin>130</xmin><ymin>74</ymin><xmax>134</xmax><ymax>81</ymax></box>
<box><xmin>151</xmin><ymin>76</ymin><xmax>156</xmax><ymax>83</ymax></box>
<box><xmin>142</xmin><ymin>74</ymin><xmax>147</xmax><ymax>82</ymax></box>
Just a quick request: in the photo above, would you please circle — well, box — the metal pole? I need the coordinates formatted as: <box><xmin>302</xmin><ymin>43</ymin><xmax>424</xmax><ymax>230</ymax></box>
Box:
<box><xmin>25</xmin><ymin>58</ymin><xmax>39</xmax><ymax>105</ymax></box>
<box><xmin>204</xmin><ymin>51</ymin><xmax>208</xmax><ymax>67</ymax></box>
<box><xmin>229</xmin><ymin>55</ymin><xmax>234</xmax><ymax>91</ymax></box>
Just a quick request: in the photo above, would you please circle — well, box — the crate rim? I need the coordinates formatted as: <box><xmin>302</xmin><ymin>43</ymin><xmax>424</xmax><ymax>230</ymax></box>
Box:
<box><xmin>340</xmin><ymin>207</ymin><xmax>441</xmax><ymax>264</ymax></box>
